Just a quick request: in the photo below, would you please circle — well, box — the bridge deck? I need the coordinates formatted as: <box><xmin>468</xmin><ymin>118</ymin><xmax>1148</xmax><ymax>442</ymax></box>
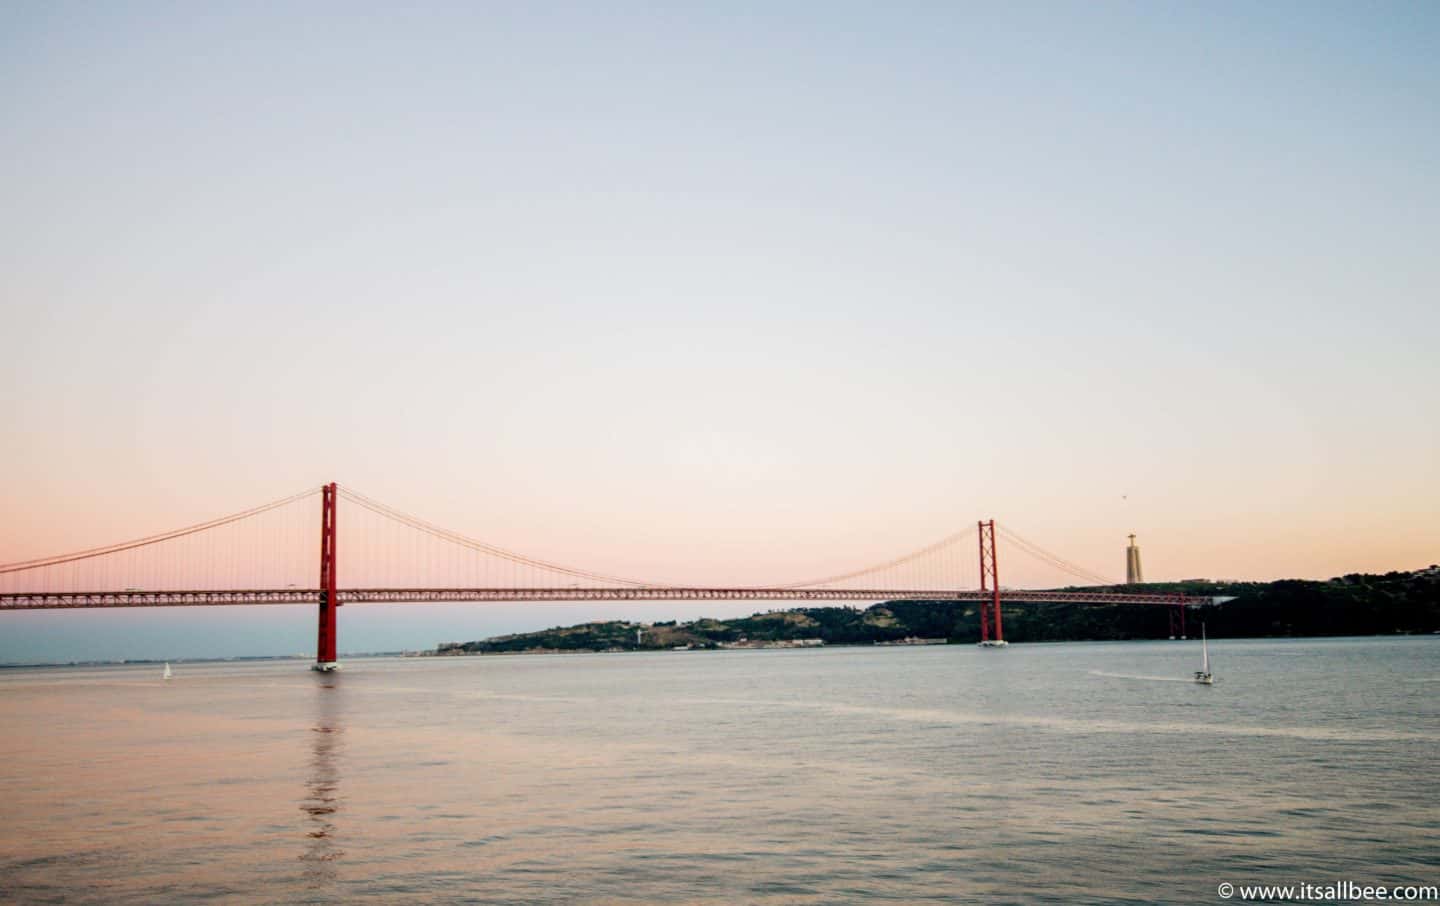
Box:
<box><xmin>0</xmin><ymin>588</ymin><xmax>1203</xmax><ymax>609</ymax></box>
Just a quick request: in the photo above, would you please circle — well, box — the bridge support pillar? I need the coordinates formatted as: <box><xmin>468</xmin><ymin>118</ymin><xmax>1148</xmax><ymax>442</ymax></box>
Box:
<box><xmin>314</xmin><ymin>482</ymin><xmax>340</xmax><ymax>672</ymax></box>
<box><xmin>977</xmin><ymin>520</ymin><xmax>1005</xmax><ymax>646</ymax></box>
<box><xmin>1168</xmin><ymin>603</ymin><xmax>1187</xmax><ymax>640</ymax></box>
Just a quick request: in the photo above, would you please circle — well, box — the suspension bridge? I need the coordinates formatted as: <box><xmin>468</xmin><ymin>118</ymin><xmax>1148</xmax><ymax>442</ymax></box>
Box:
<box><xmin>0</xmin><ymin>483</ymin><xmax>1200</xmax><ymax>670</ymax></box>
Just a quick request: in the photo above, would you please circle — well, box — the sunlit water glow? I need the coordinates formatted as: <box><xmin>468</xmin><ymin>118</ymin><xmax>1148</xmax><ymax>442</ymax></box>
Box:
<box><xmin>2</xmin><ymin>637</ymin><xmax>1436</xmax><ymax>904</ymax></box>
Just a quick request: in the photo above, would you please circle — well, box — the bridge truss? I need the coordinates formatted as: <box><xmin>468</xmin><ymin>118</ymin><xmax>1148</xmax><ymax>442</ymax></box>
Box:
<box><xmin>0</xmin><ymin>587</ymin><xmax>1196</xmax><ymax>609</ymax></box>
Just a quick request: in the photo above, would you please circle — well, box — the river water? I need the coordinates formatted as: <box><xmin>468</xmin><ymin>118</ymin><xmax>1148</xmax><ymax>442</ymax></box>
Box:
<box><xmin>2</xmin><ymin>637</ymin><xmax>1436</xmax><ymax>904</ymax></box>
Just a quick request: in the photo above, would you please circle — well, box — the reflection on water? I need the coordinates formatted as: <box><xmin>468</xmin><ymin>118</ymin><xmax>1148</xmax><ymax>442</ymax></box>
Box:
<box><xmin>300</xmin><ymin>679</ymin><xmax>343</xmax><ymax>888</ymax></box>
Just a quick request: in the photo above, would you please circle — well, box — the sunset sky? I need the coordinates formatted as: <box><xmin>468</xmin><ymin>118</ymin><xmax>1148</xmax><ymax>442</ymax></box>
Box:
<box><xmin>2</xmin><ymin>3</ymin><xmax>1437</xmax><ymax>660</ymax></box>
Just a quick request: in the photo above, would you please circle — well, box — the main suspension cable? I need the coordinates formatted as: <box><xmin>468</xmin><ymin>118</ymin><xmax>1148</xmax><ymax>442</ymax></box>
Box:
<box><xmin>771</xmin><ymin>524</ymin><xmax>978</xmax><ymax>589</ymax></box>
<box><xmin>337</xmin><ymin>485</ymin><xmax>668</xmax><ymax>588</ymax></box>
<box><xmin>995</xmin><ymin>524</ymin><xmax>1114</xmax><ymax>586</ymax></box>
<box><xmin>0</xmin><ymin>486</ymin><xmax>323</xmax><ymax>575</ymax></box>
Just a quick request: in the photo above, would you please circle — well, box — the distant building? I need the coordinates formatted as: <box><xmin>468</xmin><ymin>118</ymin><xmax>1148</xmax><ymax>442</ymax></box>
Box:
<box><xmin>1126</xmin><ymin>534</ymin><xmax>1144</xmax><ymax>584</ymax></box>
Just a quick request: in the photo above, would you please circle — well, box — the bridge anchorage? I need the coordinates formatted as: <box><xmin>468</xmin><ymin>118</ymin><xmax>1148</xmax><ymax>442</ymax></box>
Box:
<box><xmin>0</xmin><ymin>481</ymin><xmax>1205</xmax><ymax>669</ymax></box>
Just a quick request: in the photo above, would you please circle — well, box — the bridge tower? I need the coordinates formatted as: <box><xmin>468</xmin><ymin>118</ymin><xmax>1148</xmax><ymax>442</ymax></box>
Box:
<box><xmin>1168</xmin><ymin>603</ymin><xmax>1187</xmax><ymax>640</ymax></box>
<box><xmin>314</xmin><ymin>482</ymin><xmax>340</xmax><ymax>672</ymax></box>
<box><xmin>978</xmin><ymin>520</ymin><xmax>1003</xmax><ymax>644</ymax></box>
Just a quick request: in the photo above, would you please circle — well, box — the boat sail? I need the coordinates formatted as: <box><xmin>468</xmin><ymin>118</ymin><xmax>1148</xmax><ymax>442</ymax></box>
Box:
<box><xmin>1193</xmin><ymin>625</ymin><xmax>1214</xmax><ymax>685</ymax></box>
<box><xmin>162</xmin><ymin>662</ymin><xmax>173</xmax><ymax>680</ymax></box>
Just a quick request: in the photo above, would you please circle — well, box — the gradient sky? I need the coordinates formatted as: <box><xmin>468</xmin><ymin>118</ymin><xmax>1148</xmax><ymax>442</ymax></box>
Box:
<box><xmin>2</xmin><ymin>2</ymin><xmax>1437</xmax><ymax>661</ymax></box>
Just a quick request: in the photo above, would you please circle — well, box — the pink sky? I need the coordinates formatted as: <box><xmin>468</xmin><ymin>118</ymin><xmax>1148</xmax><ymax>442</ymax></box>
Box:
<box><xmin>3</xmin><ymin>4</ymin><xmax>1437</xmax><ymax>589</ymax></box>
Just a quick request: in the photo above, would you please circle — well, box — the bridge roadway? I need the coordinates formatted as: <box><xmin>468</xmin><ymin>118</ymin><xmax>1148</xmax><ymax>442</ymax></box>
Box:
<box><xmin>0</xmin><ymin>587</ymin><xmax>1202</xmax><ymax>609</ymax></box>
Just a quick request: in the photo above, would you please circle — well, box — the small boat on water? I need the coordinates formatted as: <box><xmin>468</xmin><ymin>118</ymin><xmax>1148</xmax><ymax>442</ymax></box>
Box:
<box><xmin>977</xmin><ymin>639</ymin><xmax>1010</xmax><ymax>648</ymax></box>
<box><xmin>1193</xmin><ymin>625</ymin><xmax>1214</xmax><ymax>685</ymax></box>
<box><xmin>162</xmin><ymin>662</ymin><xmax>173</xmax><ymax>681</ymax></box>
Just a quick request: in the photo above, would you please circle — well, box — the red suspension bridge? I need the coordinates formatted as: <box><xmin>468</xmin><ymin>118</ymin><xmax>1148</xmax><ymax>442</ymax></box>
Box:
<box><xmin>0</xmin><ymin>483</ymin><xmax>1201</xmax><ymax>670</ymax></box>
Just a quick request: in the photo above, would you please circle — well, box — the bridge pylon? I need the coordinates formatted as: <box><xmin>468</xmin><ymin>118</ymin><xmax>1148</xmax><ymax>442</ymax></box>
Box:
<box><xmin>1168</xmin><ymin>603</ymin><xmax>1187</xmax><ymax>640</ymax></box>
<box><xmin>978</xmin><ymin>519</ymin><xmax>1004</xmax><ymax>645</ymax></box>
<box><xmin>314</xmin><ymin>482</ymin><xmax>340</xmax><ymax>672</ymax></box>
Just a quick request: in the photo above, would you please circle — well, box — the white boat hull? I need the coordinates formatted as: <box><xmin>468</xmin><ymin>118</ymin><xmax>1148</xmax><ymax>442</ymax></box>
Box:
<box><xmin>977</xmin><ymin>640</ymin><xmax>1010</xmax><ymax>648</ymax></box>
<box><xmin>312</xmin><ymin>662</ymin><xmax>342</xmax><ymax>673</ymax></box>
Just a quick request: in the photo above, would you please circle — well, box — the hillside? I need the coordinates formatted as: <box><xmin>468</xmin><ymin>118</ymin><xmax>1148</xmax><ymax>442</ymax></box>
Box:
<box><xmin>435</xmin><ymin>567</ymin><xmax>1440</xmax><ymax>654</ymax></box>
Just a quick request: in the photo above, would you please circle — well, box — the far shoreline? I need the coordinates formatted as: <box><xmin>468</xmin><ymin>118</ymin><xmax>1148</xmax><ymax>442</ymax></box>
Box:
<box><xmin>3</xmin><ymin>632</ymin><xmax>1436</xmax><ymax>670</ymax></box>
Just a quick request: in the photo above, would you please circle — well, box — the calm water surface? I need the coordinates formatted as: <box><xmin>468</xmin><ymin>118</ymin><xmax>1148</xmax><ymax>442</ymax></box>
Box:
<box><xmin>2</xmin><ymin>637</ymin><xmax>1437</xmax><ymax>904</ymax></box>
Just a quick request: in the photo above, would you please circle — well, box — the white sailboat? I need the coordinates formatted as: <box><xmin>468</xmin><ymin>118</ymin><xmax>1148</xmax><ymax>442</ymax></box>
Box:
<box><xmin>162</xmin><ymin>662</ymin><xmax>173</xmax><ymax>680</ymax></box>
<box><xmin>1193</xmin><ymin>625</ymin><xmax>1213</xmax><ymax>685</ymax></box>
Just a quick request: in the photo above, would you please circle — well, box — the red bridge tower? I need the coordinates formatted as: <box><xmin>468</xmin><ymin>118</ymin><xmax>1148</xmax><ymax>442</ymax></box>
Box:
<box><xmin>978</xmin><ymin>519</ymin><xmax>1006</xmax><ymax>646</ymax></box>
<box><xmin>314</xmin><ymin>482</ymin><xmax>340</xmax><ymax>671</ymax></box>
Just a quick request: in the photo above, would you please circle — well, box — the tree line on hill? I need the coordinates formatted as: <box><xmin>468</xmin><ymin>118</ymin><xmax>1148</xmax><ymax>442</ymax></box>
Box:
<box><xmin>435</xmin><ymin>568</ymin><xmax>1440</xmax><ymax>654</ymax></box>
